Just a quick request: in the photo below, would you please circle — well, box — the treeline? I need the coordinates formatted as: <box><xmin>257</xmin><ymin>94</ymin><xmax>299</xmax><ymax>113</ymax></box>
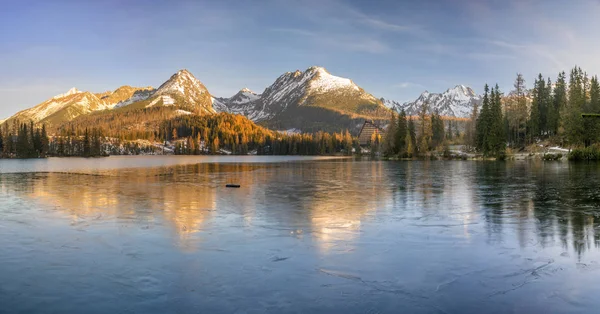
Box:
<box><xmin>465</xmin><ymin>66</ymin><xmax>600</xmax><ymax>158</ymax></box>
<box><xmin>0</xmin><ymin>122</ymin><xmax>49</xmax><ymax>158</ymax></box>
<box><xmin>381</xmin><ymin>107</ymin><xmax>447</xmax><ymax>158</ymax></box>
<box><xmin>162</xmin><ymin>113</ymin><xmax>354</xmax><ymax>155</ymax></box>
<box><xmin>49</xmin><ymin>128</ymin><xmax>106</xmax><ymax>157</ymax></box>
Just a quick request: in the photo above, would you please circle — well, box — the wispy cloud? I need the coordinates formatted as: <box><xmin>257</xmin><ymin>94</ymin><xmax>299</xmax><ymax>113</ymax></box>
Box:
<box><xmin>270</xmin><ymin>28</ymin><xmax>390</xmax><ymax>54</ymax></box>
<box><xmin>393</xmin><ymin>82</ymin><xmax>425</xmax><ymax>89</ymax></box>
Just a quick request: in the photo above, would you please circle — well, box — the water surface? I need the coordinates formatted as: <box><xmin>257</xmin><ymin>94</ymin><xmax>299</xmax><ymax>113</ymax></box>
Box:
<box><xmin>1</xmin><ymin>157</ymin><xmax>600</xmax><ymax>313</ymax></box>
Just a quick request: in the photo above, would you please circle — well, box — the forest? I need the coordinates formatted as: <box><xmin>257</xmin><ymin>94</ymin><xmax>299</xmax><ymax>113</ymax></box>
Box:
<box><xmin>381</xmin><ymin>66</ymin><xmax>600</xmax><ymax>160</ymax></box>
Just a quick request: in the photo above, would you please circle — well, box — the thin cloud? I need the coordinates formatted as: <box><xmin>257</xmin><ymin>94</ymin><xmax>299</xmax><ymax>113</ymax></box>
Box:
<box><xmin>270</xmin><ymin>28</ymin><xmax>391</xmax><ymax>54</ymax></box>
<box><xmin>393</xmin><ymin>82</ymin><xmax>425</xmax><ymax>89</ymax></box>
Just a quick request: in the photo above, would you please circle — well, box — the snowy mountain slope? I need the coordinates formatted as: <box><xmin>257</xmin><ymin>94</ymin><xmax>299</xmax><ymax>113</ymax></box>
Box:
<box><xmin>385</xmin><ymin>85</ymin><xmax>482</xmax><ymax>118</ymax></box>
<box><xmin>100</xmin><ymin>86</ymin><xmax>155</xmax><ymax>109</ymax></box>
<box><xmin>4</xmin><ymin>88</ymin><xmax>111</xmax><ymax>126</ymax></box>
<box><xmin>4</xmin><ymin>69</ymin><xmax>219</xmax><ymax>128</ymax></box>
<box><xmin>215</xmin><ymin>66</ymin><xmax>389</xmax><ymax>132</ymax></box>
<box><xmin>147</xmin><ymin>69</ymin><xmax>215</xmax><ymax>114</ymax></box>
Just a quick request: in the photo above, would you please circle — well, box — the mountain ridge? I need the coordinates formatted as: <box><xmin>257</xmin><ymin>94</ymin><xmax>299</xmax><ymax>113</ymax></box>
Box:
<box><xmin>384</xmin><ymin>85</ymin><xmax>482</xmax><ymax>118</ymax></box>
<box><xmin>2</xmin><ymin>67</ymin><xmax>478</xmax><ymax>134</ymax></box>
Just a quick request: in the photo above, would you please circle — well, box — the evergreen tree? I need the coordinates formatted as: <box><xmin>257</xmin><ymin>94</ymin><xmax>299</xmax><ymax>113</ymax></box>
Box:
<box><xmin>395</xmin><ymin>109</ymin><xmax>408</xmax><ymax>154</ymax></box>
<box><xmin>584</xmin><ymin>75</ymin><xmax>600</xmax><ymax>145</ymax></box>
<box><xmin>530</xmin><ymin>75</ymin><xmax>542</xmax><ymax>138</ymax></box>
<box><xmin>405</xmin><ymin>133</ymin><xmax>414</xmax><ymax>158</ymax></box>
<box><xmin>490</xmin><ymin>84</ymin><xmax>506</xmax><ymax>155</ymax></box>
<box><xmin>384</xmin><ymin>111</ymin><xmax>397</xmax><ymax>156</ymax></box>
<box><xmin>408</xmin><ymin>118</ymin><xmax>417</xmax><ymax>153</ymax></box>
<box><xmin>417</xmin><ymin>101</ymin><xmax>432</xmax><ymax>155</ymax></box>
<box><xmin>552</xmin><ymin>71</ymin><xmax>567</xmax><ymax>136</ymax></box>
<box><xmin>83</xmin><ymin>128</ymin><xmax>91</xmax><ymax>157</ymax></box>
<box><xmin>476</xmin><ymin>84</ymin><xmax>491</xmax><ymax>154</ymax></box>
<box><xmin>431</xmin><ymin>110</ymin><xmax>445</xmax><ymax>149</ymax></box>
<box><xmin>565</xmin><ymin>67</ymin><xmax>585</xmax><ymax>145</ymax></box>
<box><xmin>41</xmin><ymin>124</ymin><xmax>49</xmax><ymax>157</ymax></box>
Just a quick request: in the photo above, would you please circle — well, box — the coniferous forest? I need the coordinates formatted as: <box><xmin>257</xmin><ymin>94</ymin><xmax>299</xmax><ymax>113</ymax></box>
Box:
<box><xmin>382</xmin><ymin>66</ymin><xmax>600</xmax><ymax>160</ymax></box>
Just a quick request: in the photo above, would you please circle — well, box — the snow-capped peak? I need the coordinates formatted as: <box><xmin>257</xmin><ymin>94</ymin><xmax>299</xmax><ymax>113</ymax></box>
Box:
<box><xmin>306</xmin><ymin>66</ymin><xmax>359</xmax><ymax>93</ymax></box>
<box><xmin>240</xmin><ymin>87</ymin><xmax>255</xmax><ymax>94</ymax></box>
<box><xmin>447</xmin><ymin>85</ymin><xmax>476</xmax><ymax>98</ymax></box>
<box><xmin>155</xmin><ymin>69</ymin><xmax>208</xmax><ymax>97</ymax></box>
<box><xmin>388</xmin><ymin>84</ymin><xmax>482</xmax><ymax>118</ymax></box>
<box><xmin>53</xmin><ymin>87</ymin><xmax>82</xmax><ymax>99</ymax></box>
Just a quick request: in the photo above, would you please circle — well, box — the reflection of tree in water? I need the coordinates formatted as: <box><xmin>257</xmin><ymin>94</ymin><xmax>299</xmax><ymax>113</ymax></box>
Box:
<box><xmin>476</xmin><ymin>161</ymin><xmax>600</xmax><ymax>259</ymax></box>
<box><xmin>475</xmin><ymin>162</ymin><xmax>509</xmax><ymax>245</ymax></box>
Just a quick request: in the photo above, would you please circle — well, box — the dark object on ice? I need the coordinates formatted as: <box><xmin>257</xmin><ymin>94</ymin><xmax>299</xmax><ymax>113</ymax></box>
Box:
<box><xmin>226</xmin><ymin>184</ymin><xmax>241</xmax><ymax>188</ymax></box>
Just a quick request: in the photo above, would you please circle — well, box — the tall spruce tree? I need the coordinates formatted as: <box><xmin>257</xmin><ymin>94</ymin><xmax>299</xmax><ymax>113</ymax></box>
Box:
<box><xmin>408</xmin><ymin>118</ymin><xmax>417</xmax><ymax>154</ymax></box>
<box><xmin>431</xmin><ymin>109</ymin><xmax>445</xmax><ymax>149</ymax></box>
<box><xmin>476</xmin><ymin>84</ymin><xmax>491</xmax><ymax>154</ymax></box>
<box><xmin>552</xmin><ymin>71</ymin><xmax>567</xmax><ymax>136</ymax></box>
<box><xmin>395</xmin><ymin>109</ymin><xmax>407</xmax><ymax>154</ymax></box>
<box><xmin>384</xmin><ymin>111</ymin><xmax>397</xmax><ymax>156</ymax></box>
<box><xmin>565</xmin><ymin>67</ymin><xmax>585</xmax><ymax>145</ymax></box>
<box><xmin>491</xmin><ymin>84</ymin><xmax>505</xmax><ymax>155</ymax></box>
<box><xmin>584</xmin><ymin>76</ymin><xmax>600</xmax><ymax>145</ymax></box>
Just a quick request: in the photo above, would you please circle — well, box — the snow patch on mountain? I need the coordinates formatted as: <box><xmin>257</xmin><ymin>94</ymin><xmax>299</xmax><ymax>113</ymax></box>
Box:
<box><xmin>53</xmin><ymin>87</ymin><xmax>81</xmax><ymax>99</ymax></box>
<box><xmin>114</xmin><ymin>89</ymin><xmax>154</xmax><ymax>108</ymax></box>
<box><xmin>308</xmin><ymin>67</ymin><xmax>359</xmax><ymax>93</ymax></box>
<box><xmin>388</xmin><ymin>85</ymin><xmax>482</xmax><ymax>118</ymax></box>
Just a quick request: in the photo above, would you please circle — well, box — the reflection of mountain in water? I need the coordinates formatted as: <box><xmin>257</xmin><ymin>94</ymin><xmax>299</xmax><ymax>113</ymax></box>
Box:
<box><xmin>0</xmin><ymin>163</ymin><xmax>269</xmax><ymax>251</ymax></box>
<box><xmin>3</xmin><ymin>160</ymin><xmax>600</xmax><ymax>258</ymax></box>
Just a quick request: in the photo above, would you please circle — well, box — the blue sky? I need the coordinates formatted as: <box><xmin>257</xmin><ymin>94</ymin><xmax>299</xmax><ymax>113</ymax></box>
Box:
<box><xmin>2</xmin><ymin>0</ymin><xmax>600</xmax><ymax>118</ymax></box>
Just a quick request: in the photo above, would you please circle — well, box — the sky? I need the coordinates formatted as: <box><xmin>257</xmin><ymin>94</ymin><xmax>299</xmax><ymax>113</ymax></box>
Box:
<box><xmin>2</xmin><ymin>0</ymin><xmax>600</xmax><ymax>118</ymax></box>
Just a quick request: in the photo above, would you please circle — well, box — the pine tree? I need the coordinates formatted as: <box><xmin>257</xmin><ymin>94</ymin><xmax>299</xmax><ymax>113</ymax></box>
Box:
<box><xmin>565</xmin><ymin>67</ymin><xmax>585</xmax><ymax>145</ymax></box>
<box><xmin>552</xmin><ymin>71</ymin><xmax>567</xmax><ymax>136</ymax></box>
<box><xmin>417</xmin><ymin>101</ymin><xmax>432</xmax><ymax>155</ymax></box>
<box><xmin>491</xmin><ymin>84</ymin><xmax>505</xmax><ymax>156</ymax></box>
<box><xmin>41</xmin><ymin>124</ymin><xmax>49</xmax><ymax>157</ymax></box>
<box><xmin>408</xmin><ymin>118</ymin><xmax>417</xmax><ymax>153</ymax></box>
<box><xmin>584</xmin><ymin>75</ymin><xmax>600</xmax><ymax>145</ymax></box>
<box><xmin>83</xmin><ymin>128</ymin><xmax>91</xmax><ymax>157</ymax></box>
<box><xmin>476</xmin><ymin>84</ymin><xmax>491</xmax><ymax>154</ymax></box>
<box><xmin>530</xmin><ymin>75</ymin><xmax>542</xmax><ymax>139</ymax></box>
<box><xmin>384</xmin><ymin>111</ymin><xmax>397</xmax><ymax>156</ymax></box>
<box><xmin>405</xmin><ymin>133</ymin><xmax>414</xmax><ymax>158</ymax></box>
<box><xmin>395</xmin><ymin>109</ymin><xmax>407</xmax><ymax>154</ymax></box>
<box><xmin>431</xmin><ymin>110</ymin><xmax>445</xmax><ymax>149</ymax></box>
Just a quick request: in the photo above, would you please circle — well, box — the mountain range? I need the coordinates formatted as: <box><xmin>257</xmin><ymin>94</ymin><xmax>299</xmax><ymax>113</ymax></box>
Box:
<box><xmin>381</xmin><ymin>85</ymin><xmax>482</xmax><ymax>118</ymax></box>
<box><xmin>2</xmin><ymin>67</ymin><xmax>483</xmax><ymax>134</ymax></box>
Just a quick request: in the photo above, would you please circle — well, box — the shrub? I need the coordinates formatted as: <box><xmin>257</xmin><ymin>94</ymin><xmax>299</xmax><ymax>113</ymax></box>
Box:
<box><xmin>569</xmin><ymin>145</ymin><xmax>600</xmax><ymax>161</ymax></box>
<box><xmin>543</xmin><ymin>153</ymin><xmax>562</xmax><ymax>161</ymax></box>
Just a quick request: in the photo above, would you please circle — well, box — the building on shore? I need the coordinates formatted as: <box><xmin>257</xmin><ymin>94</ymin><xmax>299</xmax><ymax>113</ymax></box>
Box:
<box><xmin>357</xmin><ymin>120</ymin><xmax>384</xmax><ymax>146</ymax></box>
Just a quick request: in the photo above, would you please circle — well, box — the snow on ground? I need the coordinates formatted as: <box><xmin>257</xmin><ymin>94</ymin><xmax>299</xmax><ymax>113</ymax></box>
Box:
<box><xmin>549</xmin><ymin>146</ymin><xmax>570</xmax><ymax>152</ymax></box>
<box><xmin>278</xmin><ymin>128</ymin><xmax>301</xmax><ymax>135</ymax></box>
<box><xmin>175</xmin><ymin>109</ymin><xmax>192</xmax><ymax>115</ymax></box>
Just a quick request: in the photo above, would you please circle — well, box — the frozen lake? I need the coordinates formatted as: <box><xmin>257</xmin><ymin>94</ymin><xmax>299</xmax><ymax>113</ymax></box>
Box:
<box><xmin>1</xmin><ymin>156</ymin><xmax>600</xmax><ymax>313</ymax></box>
